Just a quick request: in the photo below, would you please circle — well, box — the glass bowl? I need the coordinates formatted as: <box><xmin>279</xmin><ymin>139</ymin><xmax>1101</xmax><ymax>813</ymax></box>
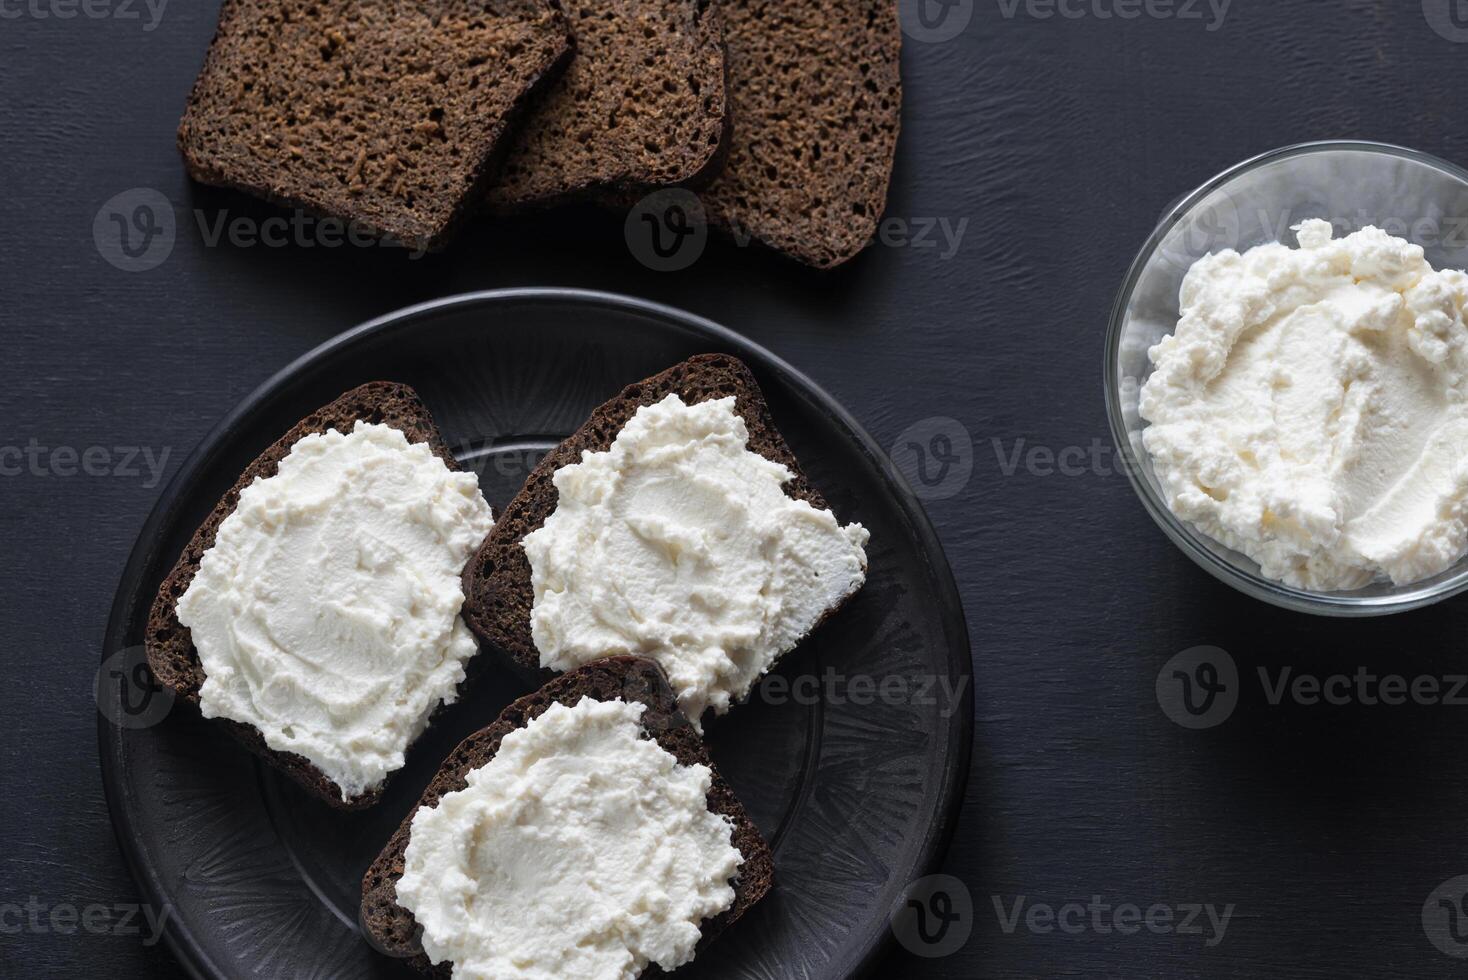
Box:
<box><xmin>1105</xmin><ymin>141</ymin><xmax>1468</xmax><ymax>616</ymax></box>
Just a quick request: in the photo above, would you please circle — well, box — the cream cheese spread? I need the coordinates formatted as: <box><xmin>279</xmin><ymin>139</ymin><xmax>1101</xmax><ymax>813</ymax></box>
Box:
<box><xmin>1140</xmin><ymin>219</ymin><xmax>1468</xmax><ymax>591</ymax></box>
<box><xmin>522</xmin><ymin>394</ymin><xmax>869</xmax><ymax>726</ymax></box>
<box><xmin>395</xmin><ymin>696</ymin><xmax>742</xmax><ymax>980</ymax></box>
<box><xmin>175</xmin><ymin>421</ymin><xmax>494</xmax><ymax>801</ymax></box>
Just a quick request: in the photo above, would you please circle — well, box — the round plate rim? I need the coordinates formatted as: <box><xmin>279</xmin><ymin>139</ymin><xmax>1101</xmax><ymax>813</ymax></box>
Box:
<box><xmin>98</xmin><ymin>287</ymin><xmax>974</xmax><ymax>980</ymax></box>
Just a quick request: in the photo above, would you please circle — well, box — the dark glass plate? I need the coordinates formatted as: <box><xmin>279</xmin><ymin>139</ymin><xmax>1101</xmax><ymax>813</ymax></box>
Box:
<box><xmin>98</xmin><ymin>289</ymin><xmax>972</xmax><ymax>979</ymax></box>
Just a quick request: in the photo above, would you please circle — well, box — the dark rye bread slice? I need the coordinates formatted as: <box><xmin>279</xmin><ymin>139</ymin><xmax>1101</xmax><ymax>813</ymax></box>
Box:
<box><xmin>360</xmin><ymin>656</ymin><xmax>774</xmax><ymax>978</ymax></box>
<box><xmin>177</xmin><ymin>0</ymin><xmax>573</xmax><ymax>251</ymax></box>
<box><xmin>145</xmin><ymin>382</ymin><xmax>479</xmax><ymax>810</ymax></box>
<box><xmin>461</xmin><ymin>353</ymin><xmax>833</xmax><ymax>674</ymax></box>
<box><xmin>689</xmin><ymin>0</ymin><xmax>903</xmax><ymax>269</ymax></box>
<box><xmin>483</xmin><ymin>0</ymin><xmax>730</xmax><ymax>210</ymax></box>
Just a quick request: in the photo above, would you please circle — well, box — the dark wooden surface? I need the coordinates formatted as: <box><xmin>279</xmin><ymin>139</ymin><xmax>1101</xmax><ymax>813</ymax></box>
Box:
<box><xmin>6</xmin><ymin>1</ymin><xmax>1468</xmax><ymax>977</ymax></box>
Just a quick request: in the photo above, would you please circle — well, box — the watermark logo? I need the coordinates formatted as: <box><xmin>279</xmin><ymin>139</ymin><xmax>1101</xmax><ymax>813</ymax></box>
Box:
<box><xmin>1156</xmin><ymin>646</ymin><xmax>1238</xmax><ymax>730</ymax></box>
<box><xmin>1424</xmin><ymin>875</ymin><xmax>1468</xmax><ymax>957</ymax></box>
<box><xmin>1424</xmin><ymin>0</ymin><xmax>1468</xmax><ymax>43</ymax></box>
<box><xmin>93</xmin><ymin>188</ymin><xmax>175</xmax><ymax>273</ymax></box>
<box><xmin>890</xmin><ymin>417</ymin><xmax>974</xmax><ymax>501</ymax></box>
<box><xmin>626</xmin><ymin>189</ymin><xmax>708</xmax><ymax>272</ymax></box>
<box><xmin>891</xmin><ymin>875</ymin><xmax>973</xmax><ymax>957</ymax></box>
<box><xmin>94</xmin><ymin>646</ymin><xmax>175</xmax><ymax>730</ymax></box>
<box><xmin>1156</xmin><ymin>193</ymin><xmax>1241</xmax><ymax>275</ymax></box>
<box><xmin>0</xmin><ymin>0</ymin><xmax>169</xmax><ymax>32</ymax></box>
<box><xmin>899</xmin><ymin>0</ymin><xmax>974</xmax><ymax>43</ymax></box>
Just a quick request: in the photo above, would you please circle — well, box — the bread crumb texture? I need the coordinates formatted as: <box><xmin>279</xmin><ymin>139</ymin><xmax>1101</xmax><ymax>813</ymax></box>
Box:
<box><xmin>488</xmin><ymin>0</ymin><xmax>729</xmax><ymax>206</ymax></box>
<box><xmin>178</xmin><ymin>0</ymin><xmax>570</xmax><ymax>248</ymax></box>
<box><xmin>703</xmin><ymin>0</ymin><xmax>902</xmax><ymax>268</ymax></box>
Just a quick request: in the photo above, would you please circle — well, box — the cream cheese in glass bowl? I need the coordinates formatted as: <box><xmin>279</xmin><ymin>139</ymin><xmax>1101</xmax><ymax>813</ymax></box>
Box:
<box><xmin>1106</xmin><ymin>141</ymin><xmax>1468</xmax><ymax>615</ymax></box>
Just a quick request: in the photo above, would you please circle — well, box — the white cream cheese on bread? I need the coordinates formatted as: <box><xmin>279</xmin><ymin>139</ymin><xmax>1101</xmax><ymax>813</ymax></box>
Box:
<box><xmin>395</xmin><ymin>696</ymin><xmax>742</xmax><ymax>980</ymax></box>
<box><xmin>175</xmin><ymin>421</ymin><xmax>493</xmax><ymax>802</ymax></box>
<box><xmin>523</xmin><ymin>394</ymin><xmax>869</xmax><ymax>725</ymax></box>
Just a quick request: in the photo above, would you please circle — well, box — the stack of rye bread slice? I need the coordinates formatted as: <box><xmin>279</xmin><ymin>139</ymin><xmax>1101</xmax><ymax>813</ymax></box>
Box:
<box><xmin>177</xmin><ymin>0</ymin><xmax>902</xmax><ymax>268</ymax></box>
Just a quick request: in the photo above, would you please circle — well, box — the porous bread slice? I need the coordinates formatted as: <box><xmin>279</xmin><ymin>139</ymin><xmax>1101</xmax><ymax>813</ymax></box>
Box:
<box><xmin>484</xmin><ymin>0</ymin><xmax>731</xmax><ymax>209</ymax></box>
<box><xmin>360</xmin><ymin>656</ymin><xmax>775</xmax><ymax>978</ymax></box>
<box><xmin>460</xmin><ymin>353</ymin><xmax>839</xmax><ymax>676</ymax></box>
<box><xmin>144</xmin><ymin>382</ymin><xmax>483</xmax><ymax>810</ymax></box>
<box><xmin>694</xmin><ymin>0</ymin><xmax>903</xmax><ymax>269</ymax></box>
<box><xmin>177</xmin><ymin>0</ymin><xmax>573</xmax><ymax>251</ymax></box>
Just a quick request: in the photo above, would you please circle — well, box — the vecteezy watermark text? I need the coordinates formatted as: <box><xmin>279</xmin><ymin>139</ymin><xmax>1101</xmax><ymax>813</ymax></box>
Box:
<box><xmin>992</xmin><ymin>895</ymin><xmax>1235</xmax><ymax>946</ymax></box>
<box><xmin>992</xmin><ymin>437</ymin><xmax>1135</xmax><ymax>478</ymax></box>
<box><xmin>0</xmin><ymin>898</ymin><xmax>172</xmax><ymax>946</ymax></box>
<box><xmin>460</xmin><ymin>446</ymin><xmax>553</xmax><ymax>483</ymax></box>
<box><xmin>1159</xmin><ymin>197</ymin><xmax>1468</xmax><ymax>275</ymax></box>
<box><xmin>996</xmin><ymin>0</ymin><xmax>1232</xmax><ymax>31</ymax></box>
<box><xmin>193</xmin><ymin>209</ymin><xmax>426</xmax><ymax>258</ymax></box>
<box><xmin>875</xmin><ymin>217</ymin><xmax>968</xmax><ymax>259</ymax></box>
<box><xmin>96</xmin><ymin>652</ymin><xmax>968</xmax><ymax>729</ymax></box>
<box><xmin>0</xmin><ymin>0</ymin><xmax>168</xmax><ymax>31</ymax></box>
<box><xmin>1256</xmin><ymin>667</ymin><xmax>1468</xmax><ymax>708</ymax></box>
<box><xmin>94</xmin><ymin>188</ymin><xmax>426</xmax><ymax>273</ymax></box>
<box><xmin>1249</xmin><ymin>208</ymin><xmax>1468</xmax><ymax>251</ymax></box>
<box><xmin>0</xmin><ymin>441</ymin><xmax>171</xmax><ymax>488</ymax></box>
<box><xmin>754</xmin><ymin>668</ymin><xmax>971</xmax><ymax>719</ymax></box>
<box><xmin>624</xmin><ymin>189</ymin><xmax>969</xmax><ymax>271</ymax></box>
<box><xmin>889</xmin><ymin>417</ymin><xmax>1142</xmax><ymax>503</ymax></box>
<box><xmin>1158</xmin><ymin>646</ymin><xmax>1468</xmax><ymax>729</ymax></box>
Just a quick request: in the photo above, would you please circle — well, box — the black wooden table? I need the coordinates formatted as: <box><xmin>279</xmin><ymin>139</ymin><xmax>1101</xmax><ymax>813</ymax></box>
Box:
<box><xmin>7</xmin><ymin>1</ymin><xmax>1468</xmax><ymax>977</ymax></box>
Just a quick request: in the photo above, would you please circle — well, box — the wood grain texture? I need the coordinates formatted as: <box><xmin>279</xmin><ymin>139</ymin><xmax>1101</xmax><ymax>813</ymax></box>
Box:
<box><xmin>9</xmin><ymin>0</ymin><xmax>1468</xmax><ymax>977</ymax></box>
